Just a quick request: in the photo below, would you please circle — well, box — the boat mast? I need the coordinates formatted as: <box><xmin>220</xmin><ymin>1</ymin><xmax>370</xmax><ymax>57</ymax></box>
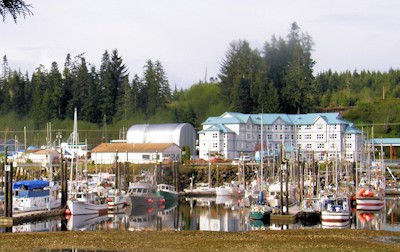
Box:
<box><xmin>260</xmin><ymin>112</ymin><xmax>264</xmax><ymax>190</ymax></box>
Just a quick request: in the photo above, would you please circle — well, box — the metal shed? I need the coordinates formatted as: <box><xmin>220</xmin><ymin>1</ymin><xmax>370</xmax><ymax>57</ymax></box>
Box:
<box><xmin>126</xmin><ymin>123</ymin><xmax>196</xmax><ymax>158</ymax></box>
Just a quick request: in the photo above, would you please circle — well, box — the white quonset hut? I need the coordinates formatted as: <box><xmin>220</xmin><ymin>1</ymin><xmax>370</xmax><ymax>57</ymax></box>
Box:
<box><xmin>126</xmin><ymin>123</ymin><xmax>196</xmax><ymax>158</ymax></box>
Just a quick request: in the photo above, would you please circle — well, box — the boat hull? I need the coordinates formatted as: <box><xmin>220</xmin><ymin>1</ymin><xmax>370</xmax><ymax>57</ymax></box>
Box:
<box><xmin>356</xmin><ymin>198</ymin><xmax>384</xmax><ymax>210</ymax></box>
<box><xmin>67</xmin><ymin>200</ymin><xmax>108</xmax><ymax>215</ymax></box>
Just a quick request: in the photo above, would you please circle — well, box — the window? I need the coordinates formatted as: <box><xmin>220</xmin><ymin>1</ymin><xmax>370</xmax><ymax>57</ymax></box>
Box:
<box><xmin>305</xmin><ymin>125</ymin><xmax>311</xmax><ymax>130</ymax></box>
<box><xmin>329</xmin><ymin>134</ymin><xmax>337</xmax><ymax>139</ymax></box>
<box><xmin>305</xmin><ymin>134</ymin><xmax>311</xmax><ymax>139</ymax></box>
<box><xmin>346</xmin><ymin>153</ymin><xmax>353</xmax><ymax>159</ymax></box>
<box><xmin>212</xmin><ymin>143</ymin><xmax>218</xmax><ymax>148</ymax></box>
<box><xmin>333</xmin><ymin>124</ymin><xmax>337</xmax><ymax>129</ymax></box>
<box><xmin>297</xmin><ymin>134</ymin><xmax>302</xmax><ymax>140</ymax></box>
<box><xmin>317</xmin><ymin>143</ymin><xmax>324</xmax><ymax>149</ymax></box>
<box><xmin>280</xmin><ymin>125</ymin><xmax>283</xmax><ymax>130</ymax></box>
<box><xmin>346</xmin><ymin>134</ymin><xmax>352</xmax><ymax>139</ymax></box>
<box><xmin>247</xmin><ymin>133</ymin><xmax>250</xmax><ymax>139</ymax></box>
<box><xmin>330</xmin><ymin>143</ymin><xmax>336</xmax><ymax>149</ymax></box>
<box><xmin>284</xmin><ymin>125</ymin><xmax>288</xmax><ymax>130</ymax></box>
<box><xmin>345</xmin><ymin>143</ymin><xmax>352</xmax><ymax>149</ymax></box>
<box><xmin>316</xmin><ymin>134</ymin><xmax>324</xmax><ymax>139</ymax></box>
<box><xmin>285</xmin><ymin>134</ymin><xmax>289</xmax><ymax>140</ymax></box>
<box><xmin>267</xmin><ymin>134</ymin><xmax>272</xmax><ymax>140</ymax></box>
<box><xmin>212</xmin><ymin>133</ymin><xmax>218</xmax><ymax>138</ymax></box>
<box><xmin>316</xmin><ymin>124</ymin><xmax>323</xmax><ymax>129</ymax></box>
<box><xmin>280</xmin><ymin>134</ymin><xmax>283</xmax><ymax>140</ymax></box>
<box><xmin>306</xmin><ymin>144</ymin><xmax>312</xmax><ymax>149</ymax></box>
<box><xmin>275</xmin><ymin>125</ymin><xmax>278</xmax><ymax>130</ymax></box>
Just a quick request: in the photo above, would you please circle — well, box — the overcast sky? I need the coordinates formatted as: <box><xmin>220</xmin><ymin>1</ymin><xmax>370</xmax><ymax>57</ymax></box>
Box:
<box><xmin>2</xmin><ymin>0</ymin><xmax>400</xmax><ymax>89</ymax></box>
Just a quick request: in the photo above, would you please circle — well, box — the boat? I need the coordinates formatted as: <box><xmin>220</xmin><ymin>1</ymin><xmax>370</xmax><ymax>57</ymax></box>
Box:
<box><xmin>321</xmin><ymin>194</ymin><xmax>351</xmax><ymax>228</ymax></box>
<box><xmin>157</xmin><ymin>184</ymin><xmax>178</xmax><ymax>200</ymax></box>
<box><xmin>125</xmin><ymin>180</ymin><xmax>165</xmax><ymax>207</ymax></box>
<box><xmin>12</xmin><ymin>180</ymin><xmax>61</xmax><ymax>212</ymax></box>
<box><xmin>298</xmin><ymin>196</ymin><xmax>322</xmax><ymax>224</ymax></box>
<box><xmin>216</xmin><ymin>181</ymin><xmax>245</xmax><ymax>197</ymax></box>
<box><xmin>106</xmin><ymin>189</ymin><xmax>126</xmax><ymax>213</ymax></box>
<box><xmin>66</xmin><ymin>108</ymin><xmax>108</xmax><ymax>216</ymax></box>
<box><xmin>356</xmin><ymin>185</ymin><xmax>384</xmax><ymax>210</ymax></box>
<box><xmin>266</xmin><ymin>182</ymin><xmax>296</xmax><ymax>209</ymax></box>
<box><xmin>249</xmin><ymin>191</ymin><xmax>271</xmax><ymax>220</ymax></box>
<box><xmin>183</xmin><ymin>182</ymin><xmax>216</xmax><ymax>196</ymax></box>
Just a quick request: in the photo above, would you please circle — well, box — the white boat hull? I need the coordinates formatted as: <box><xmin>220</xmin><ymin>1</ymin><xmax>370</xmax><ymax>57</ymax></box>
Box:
<box><xmin>67</xmin><ymin>200</ymin><xmax>108</xmax><ymax>215</ymax></box>
<box><xmin>356</xmin><ymin>198</ymin><xmax>384</xmax><ymax>210</ymax></box>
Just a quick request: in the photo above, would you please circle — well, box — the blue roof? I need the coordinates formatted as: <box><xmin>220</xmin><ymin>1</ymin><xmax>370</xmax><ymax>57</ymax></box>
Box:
<box><xmin>198</xmin><ymin>124</ymin><xmax>234</xmax><ymax>134</ymax></box>
<box><xmin>13</xmin><ymin>180</ymin><xmax>49</xmax><ymax>190</ymax></box>
<box><xmin>203</xmin><ymin>112</ymin><xmax>353</xmax><ymax>127</ymax></box>
<box><xmin>369</xmin><ymin>138</ymin><xmax>400</xmax><ymax>145</ymax></box>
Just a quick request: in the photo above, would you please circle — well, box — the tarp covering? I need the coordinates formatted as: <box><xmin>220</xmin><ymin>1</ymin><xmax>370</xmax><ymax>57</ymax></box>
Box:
<box><xmin>13</xmin><ymin>180</ymin><xmax>49</xmax><ymax>190</ymax></box>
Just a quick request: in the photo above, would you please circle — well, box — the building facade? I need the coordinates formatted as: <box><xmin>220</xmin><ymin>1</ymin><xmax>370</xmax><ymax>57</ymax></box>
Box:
<box><xmin>198</xmin><ymin>112</ymin><xmax>363</xmax><ymax>163</ymax></box>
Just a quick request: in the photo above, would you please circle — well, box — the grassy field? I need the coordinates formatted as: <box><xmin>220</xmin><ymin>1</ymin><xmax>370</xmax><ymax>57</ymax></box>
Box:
<box><xmin>0</xmin><ymin>229</ymin><xmax>399</xmax><ymax>252</ymax></box>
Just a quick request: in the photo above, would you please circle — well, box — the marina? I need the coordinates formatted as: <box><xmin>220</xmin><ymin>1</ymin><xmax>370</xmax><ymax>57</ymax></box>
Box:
<box><xmin>1</xmin><ymin>196</ymin><xmax>399</xmax><ymax>233</ymax></box>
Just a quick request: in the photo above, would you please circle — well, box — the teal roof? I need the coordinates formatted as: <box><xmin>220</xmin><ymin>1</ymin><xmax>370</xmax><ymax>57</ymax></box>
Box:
<box><xmin>369</xmin><ymin>138</ymin><xmax>400</xmax><ymax>145</ymax></box>
<box><xmin>202</xmin><ymin>112</ymin><xmax>354</xmax><ymax>127</ymax></box>
<box><xmin>198</xmin><ymin>124</ymin><xmax>234</xmax><ymax>134</ymax></box>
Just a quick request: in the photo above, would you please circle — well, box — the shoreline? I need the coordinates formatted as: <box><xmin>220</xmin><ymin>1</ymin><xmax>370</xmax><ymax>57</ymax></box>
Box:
<box><xmin>0</xmin><ymin>229</ymin><xmax>399</xmax><ymax>251</ymax></box>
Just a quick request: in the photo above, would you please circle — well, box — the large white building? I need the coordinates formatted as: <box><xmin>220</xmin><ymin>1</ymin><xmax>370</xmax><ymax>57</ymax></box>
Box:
<box><xmin>198</xmin><ymin>112</ymin><xmax>363</xmax><ymax>163</ymax></box>
<box><xmin>126</xmin><ymin>123</ymin><xmax>196</xmax><ymax>158</ymax></box>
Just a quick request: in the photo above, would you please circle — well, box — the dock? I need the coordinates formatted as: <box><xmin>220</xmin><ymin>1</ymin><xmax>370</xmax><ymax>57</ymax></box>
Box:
<box><xmin>269</xmin><ymin>204</ymin><xmax>301</xmax><ymax>224</ymax></box>
<box><xmin>0</xmin><ymin>208</ymin><xmax>65</xmax><ymax>227</ymax></box>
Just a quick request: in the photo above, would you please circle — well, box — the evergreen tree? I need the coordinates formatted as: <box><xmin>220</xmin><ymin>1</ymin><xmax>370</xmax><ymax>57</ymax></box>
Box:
<box><xmin>82</xmin><ymin>66</ymin><xmax>102</xmax><ymax>123</ymax></box>
<box><xmin>30</xmin><ymin>65</ymin><xmax>48</xmax><ymax>128</ymax></box>
<box><xmin>219</xmin><ymin>40</ymin><xmax>260</xmax><ymax>112</ymax></box>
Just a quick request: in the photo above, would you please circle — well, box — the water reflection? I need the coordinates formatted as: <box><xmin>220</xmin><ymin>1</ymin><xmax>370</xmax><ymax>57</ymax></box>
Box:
<box><xmin>1</xmin><ymin>196</ymin><xmax>399</xmax><ymax>233</ymax></box>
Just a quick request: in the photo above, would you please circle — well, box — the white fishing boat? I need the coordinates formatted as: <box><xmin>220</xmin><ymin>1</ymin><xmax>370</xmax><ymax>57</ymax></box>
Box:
<box><xmin>356</xmin><ymin>184</ymin><xmax>384</xmax><ymax>211</ymax></box>
<box><xmin>66</xmin><ymin>108</ymin><xmax>108</xmax><ymax>216</ymax></box>
<box><xmin>321</xmin><ymin>194</ymin><xmax>351</xmax><ymax>228</ymax></box>
<box><xmin>266</xmin><ymin>182</ymin><xmax>295</xmax><ymax>208</ymax></box>
<box><xmin>183</xmin><ymin>182</ymin><xmax>216</xmax><ymax>196</ymax></box>
<box><xmin>106</xmin><ymin>189</ymin><xmax>126</xmax><ymax>212</ymax></box>
<box><xmin>13</xmin><ymin>180</ymin><xmax>61</xmax><ymax>212</ymax></box>
<box><xmin>216</xmin><ymin>181</ymin><xmax>245</xmax><ymax>197</ymax></box>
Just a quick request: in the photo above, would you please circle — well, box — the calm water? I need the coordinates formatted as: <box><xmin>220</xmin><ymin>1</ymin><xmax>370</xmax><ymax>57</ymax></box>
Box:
<box><xmin>2</xmin><ymin>196</ymin><xmax>399</xmax><ymax>233</ymax></box>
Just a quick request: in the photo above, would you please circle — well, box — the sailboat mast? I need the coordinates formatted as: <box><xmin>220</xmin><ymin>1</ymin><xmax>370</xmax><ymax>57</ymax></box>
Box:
<box><xmin>260</xmin><ymin>113</ymin><xmax>264</xmax><ymax>186</ymax></box>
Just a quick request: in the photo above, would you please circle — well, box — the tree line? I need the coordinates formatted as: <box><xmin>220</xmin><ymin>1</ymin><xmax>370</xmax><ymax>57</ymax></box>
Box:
<box><xmin>1</xmin><ymin>22</ymin><xmax>400</xmax><ymax>140</ymax></box>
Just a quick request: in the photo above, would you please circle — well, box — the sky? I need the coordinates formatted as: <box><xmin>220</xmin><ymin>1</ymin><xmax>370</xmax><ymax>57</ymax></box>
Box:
<box><xmin>1</xmin><ymin>0</ymin><xmax>400</xmax><ymax>89</ymax></box>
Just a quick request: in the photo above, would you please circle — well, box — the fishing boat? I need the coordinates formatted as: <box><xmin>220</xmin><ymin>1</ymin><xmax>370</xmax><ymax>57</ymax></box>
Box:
<box><xmin>215</xmin><ymin>181</ymin><xmax>245</xmax><ymax>197</ymax></box>
<box><xmin>66</xmin><ymin>108</ymin><xmax>108</xmax><ymax>216</ymax></box>
<box><xmin>125</xmin><ymin>181</ymin><xmax>165</xmax><ymax>207</ymax></box>
<box><xmin>249</xmin><ymin>192</ymin><xmax>271</xmax><ymax>220</ymax></box>
<box><xmin>13</xmin><ymin>180</ymin><xmax>61</xmax><ymax>212</ymax></box>
<box><xmin>266</xmin><ymin>182</ymin><xmax>296</xmax><ymax>209</ymax></box>
<box><xmin>356</xmin><ymin>185</ymin><xmax>384</xmax><ymax>210</ymax></box>
<box><xmin>183</xmin><ymin>182</ymin><xmax>216</xmax><ymax>196</ymax></box>
<box><xmin>106</xmin><ymin>189</ymin><xmax>126</xmax><ymax>213</ymax></box>
<box><xmin>298</xmin><ymin>196</ymin><xmax>322</xmax><ymax>224</ymax></box>
<box><xmin>321</xmin><ymin>194</ymin><xmax>351</xmax><ymax>228</ymax></box>
<box><xmin>157</xmin><ymin>184</ymin><xmax>178</xmax><ymax>200</ymax></box>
